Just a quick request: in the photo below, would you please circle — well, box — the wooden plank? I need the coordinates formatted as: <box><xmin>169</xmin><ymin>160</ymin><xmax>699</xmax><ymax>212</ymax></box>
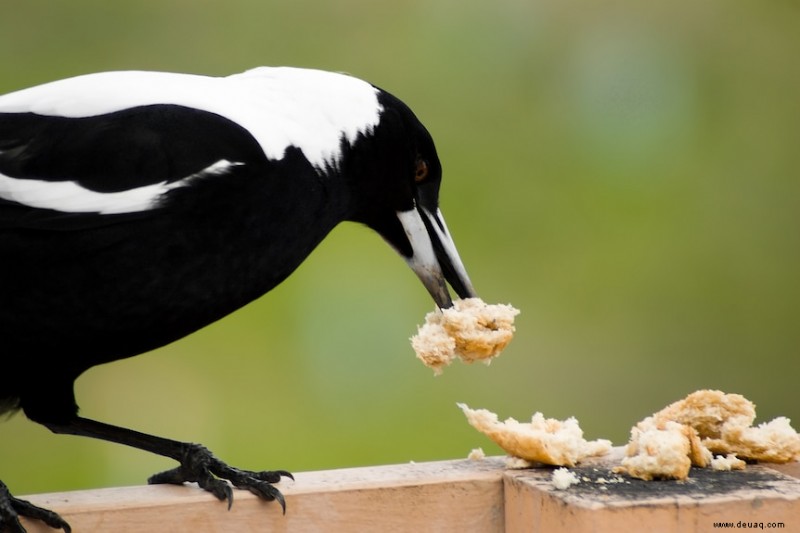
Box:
<box><xmin>21</xmin><ymin>457</ymin><xmax>506</xmax><ymax>532</ymax></box>
<box><xmin>504</xmin><ymin>449</ymin><xmax>800</xmax><ymax>533</ymax></box>
<box><xmin>19</xmin><ymin>451</ymin><xmax>800</xmax><ymax>532</ymax></box>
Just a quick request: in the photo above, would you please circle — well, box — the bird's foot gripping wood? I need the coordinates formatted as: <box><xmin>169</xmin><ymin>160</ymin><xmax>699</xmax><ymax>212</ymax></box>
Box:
<box><xmin>0</xmin><ymin>480</ymin><xmax>71</xmax><ymax>533</ymax></box>
<box><xmin>147</xmin><ymin>443</ymin><xmax>293</xmax><ymax>513</ymax></box>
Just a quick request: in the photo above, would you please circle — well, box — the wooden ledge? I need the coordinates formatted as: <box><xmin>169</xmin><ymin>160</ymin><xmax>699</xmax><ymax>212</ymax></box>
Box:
<box><xmin>22</xmin><ymin>457</ymin><xmax>506</xmax><ymax>532</ymax></box>
<box><xmin>21</xmin><ymin>450</ymin><xmax>800</xmax><ymax>532</ymax></box>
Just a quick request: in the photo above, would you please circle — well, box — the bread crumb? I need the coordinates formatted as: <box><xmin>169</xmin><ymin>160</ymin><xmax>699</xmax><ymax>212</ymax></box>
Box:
<box><xmin>505</xmin><ymin>456</ymin><xmax>534</xmax><ymax>469</ymax></box>
<box><xmin>552</xmin><ymin>468</ymin><xmax>580</xmax><ymax>490</ymax></box>
<box><xmin>616</xmin><ymin>390</ymin><xmax>800</xmax><ymax>481</ymax></box>
<box><xmin>412</xmin><ymin>298</ymin><xmax>519</xmax><ymax>375</ymax></box>
<box><xmin>458</xmin><ymin>403</ymin><xmax>612</xmax><ymax>467</ymax></box>
<box><xmin>467</xmin><ymin>447</ymin><xmax>486</xmax><ymax>461</ymax></box>
<box><xmin>595</xmin><ymin>475</ymin><xmax>626</xmax><ymax>484</ymax></box>
<box><xmin>710</xmin><ymin>454</ymin><xmax>746</xmax><ymax>471</ymax></box>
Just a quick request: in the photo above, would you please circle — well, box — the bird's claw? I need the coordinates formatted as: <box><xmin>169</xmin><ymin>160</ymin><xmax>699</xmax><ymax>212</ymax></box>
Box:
<box><xmin>0</xmin><ymin>480</ymin><xmax>71</xmax><ymax>533</ymax></box>
<box><xmin>147</xmin><ymin>444</ymin><xmax>292</xmax><ymax>513</ymax></box>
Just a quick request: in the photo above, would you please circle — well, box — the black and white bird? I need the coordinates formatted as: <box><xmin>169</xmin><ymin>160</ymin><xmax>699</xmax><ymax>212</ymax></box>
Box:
<box><xmin>0</xmin><ymin>67</ymin><xmax>477</xmax><ymax>532</ymax></box>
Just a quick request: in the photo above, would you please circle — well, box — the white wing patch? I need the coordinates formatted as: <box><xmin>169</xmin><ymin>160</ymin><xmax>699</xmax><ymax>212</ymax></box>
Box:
<box><xmin>0</xmin><ymin>159</ymin><xmax>242</xmax><ymax>214</ymax></box>
<box><xmin>0</xmin><ymin>67</ymin><xmax>383</xmax><ymax>170</ymax></box>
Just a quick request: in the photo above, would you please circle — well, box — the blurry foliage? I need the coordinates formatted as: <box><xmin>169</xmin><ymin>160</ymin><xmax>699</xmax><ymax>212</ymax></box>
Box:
<box><xmin>1</xmin><ymin>0</ymin><xmax>798</xmax><ymax>495</ymax></box>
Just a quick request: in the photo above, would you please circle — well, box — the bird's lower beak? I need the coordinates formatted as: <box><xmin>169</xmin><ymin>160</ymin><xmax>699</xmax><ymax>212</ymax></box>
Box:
<box><xmin>396</xmin><ymin>205</ymin><xmax>476</xmax><ymax>309</ymax></box>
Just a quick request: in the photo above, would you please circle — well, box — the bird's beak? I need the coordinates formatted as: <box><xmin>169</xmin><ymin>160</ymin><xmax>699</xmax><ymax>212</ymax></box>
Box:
<box><xmin>396</xmin><ymin>205</ymin><xmax>476</xmax><ymax>309</ymax></box>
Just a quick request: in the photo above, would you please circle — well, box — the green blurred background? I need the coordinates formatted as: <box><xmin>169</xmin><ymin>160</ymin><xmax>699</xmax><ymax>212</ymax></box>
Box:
<box><xmin>1</xmin><ymin>0</ymin><xmax>798</xmax><ymax>495</ymax></box>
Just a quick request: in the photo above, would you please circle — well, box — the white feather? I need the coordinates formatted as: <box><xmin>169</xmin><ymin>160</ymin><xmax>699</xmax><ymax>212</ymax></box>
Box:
<box><xmin>0</xmin><ymin>159</ymin><xmax>241</xmax><ymax>214</ymax></box>
<box><xmin>0</xmin><ymin>67</ymin><xmax>383</xmax><ymax>169</ymax></box>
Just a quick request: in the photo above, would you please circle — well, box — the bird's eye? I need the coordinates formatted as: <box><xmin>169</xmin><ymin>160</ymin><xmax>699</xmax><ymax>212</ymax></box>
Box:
<box><xmin>415</xmin><ymin>159</ymin><xmax>429</xmax><ymax>183</ymax></box>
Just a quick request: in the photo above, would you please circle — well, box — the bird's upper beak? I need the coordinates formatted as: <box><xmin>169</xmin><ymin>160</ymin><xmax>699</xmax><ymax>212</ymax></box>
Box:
<box><xmin>396</xmin><ymin>205</ymin><xmax>476</xmax><ymax>309</ymax></box>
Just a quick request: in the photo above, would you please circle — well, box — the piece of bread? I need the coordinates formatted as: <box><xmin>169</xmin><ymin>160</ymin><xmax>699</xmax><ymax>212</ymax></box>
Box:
<box><xmin>652</xmin><ymin>390</ymin><xmax>756</xmax><ymax>440</ymax></box>
<box><xmin>616</xmin><ymin>390</ymin><xmax>800</xmax><ymax>481</ymax></box>
<box><xmin>704</xmin><ymin>417</ymin><xmax>800</xmax><ymax>463</ymax></box>
<box><xmin>458</xmin><ymin>403</ymin><xmax>611</xmax><ymax>467</ymax></box>
<box><xmin>652</xmin><ymin>390</ymin><xmax>800</xmax><ymax>463</ymax></box>
<box><xmin>411</xmin><ymin>298</ymin><xmax>519</xmax><ymax>375</ymax></box>
<box><xmin>615</xmin><ymin>418</ymin><xmax>709</xmax><ymax>480</ymax></box>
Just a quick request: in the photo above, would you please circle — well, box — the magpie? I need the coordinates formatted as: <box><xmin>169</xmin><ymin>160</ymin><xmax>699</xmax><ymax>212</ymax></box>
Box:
<box><xmin>0</xmin><ymin>67</ymin><xmax>477</xmax><ymax>532</ymax></box>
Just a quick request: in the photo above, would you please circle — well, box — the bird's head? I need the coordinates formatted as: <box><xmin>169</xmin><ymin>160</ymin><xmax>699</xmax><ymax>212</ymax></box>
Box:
<box><xmin>344</xmin><ymin>90</ymin><xmax>476</xmax><ymax>309</ymax></box>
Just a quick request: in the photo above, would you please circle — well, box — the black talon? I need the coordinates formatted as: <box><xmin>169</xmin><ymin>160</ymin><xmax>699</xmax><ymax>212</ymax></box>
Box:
<box><xmin>143</xmin><ymin>442</ymin><xmax>289</xmax><ymax>513</ymax></box>
<box><xmin>1</xmin><ymin>481</ymin><xmax>71</xmax><ymax>533</ymax></box>
<box><xmin>276</xmin><ymin>470</ymin><xmax>295</xmax><ymax>482</ymax></box>
<box><xmin>274</xmin><ymin>491</ymin><xmax>287</xmax><ymax>515</ymax></box>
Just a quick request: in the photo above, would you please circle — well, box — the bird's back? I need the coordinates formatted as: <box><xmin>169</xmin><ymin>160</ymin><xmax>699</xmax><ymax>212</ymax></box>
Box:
<box><xmin>0</xmin><ymin>69</ymin><xmax>380</xmax><ymax>409</ymax></box>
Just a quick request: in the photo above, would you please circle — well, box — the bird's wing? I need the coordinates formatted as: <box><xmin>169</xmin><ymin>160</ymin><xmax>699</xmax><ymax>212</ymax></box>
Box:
<box><xmin>0</xmin><ymin>68</ymin><xmax>384</xmax><ymax>230</ymax></box>
<box><xmin>0</xmin><ymin>104</ymin><xmax>266</xmax><ymax>230</ymax></box>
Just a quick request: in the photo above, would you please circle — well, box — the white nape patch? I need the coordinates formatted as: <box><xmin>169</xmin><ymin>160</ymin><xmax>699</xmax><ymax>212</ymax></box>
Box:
<box><xmin>0</xmin><ymin>159</ymin><xmax>241</xmax><ymax>214</ymax></box>
<box><xmin>0</xmin><ymin>68</ymin><xmax>383</xmax><ymax>169</ymax></box>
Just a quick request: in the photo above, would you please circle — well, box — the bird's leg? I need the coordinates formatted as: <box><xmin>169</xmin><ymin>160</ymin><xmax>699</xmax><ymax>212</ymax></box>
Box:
<box><xmin>42</xmin><ymin>417</ymin><xmax>293</xmax><ymax>512</ymax></box>
<box><xmin>0</xmin><ymin>479</ymin><xmax>71</xmax><ymax>533</ymax></box>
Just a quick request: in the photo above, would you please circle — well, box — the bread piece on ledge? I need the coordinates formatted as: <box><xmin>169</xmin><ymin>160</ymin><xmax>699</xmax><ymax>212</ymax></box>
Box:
<box><xmin>616</xmin><ymin>390</ymin><xmax>800</xmax><ymax>481</ymax></box>
<box><xmin>458</xmin><ymin>403</ymin><xmax>611</xmax><ymax>467</ymax></box>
